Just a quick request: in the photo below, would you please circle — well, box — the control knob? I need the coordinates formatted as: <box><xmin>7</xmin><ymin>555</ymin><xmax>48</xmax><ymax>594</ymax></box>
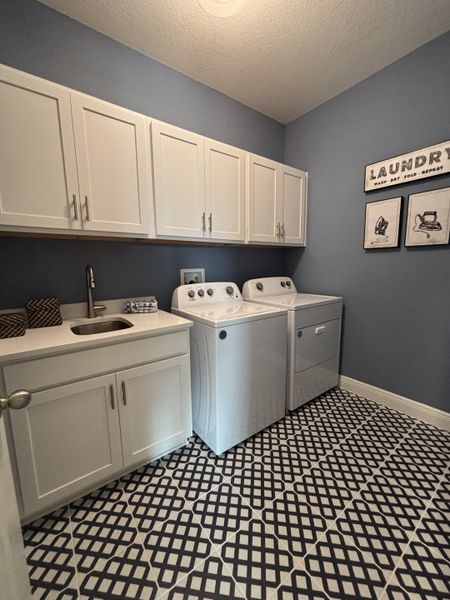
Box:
<box><xmin>286</xmin><ymin>281</ymin><xmax>292</xmax><ymax>287</ymax></box>
<box><xmin>226</xmin><ymin>286</ymin><xmax>234</xmax><ymax>296</ymax></box>
<box><xmin>198</xmin><ymin>289</ymin><xmax>205</xmax><ymax>297</ymax></box>
<box><xmin>281</xmin><ymin>281</ymin><xmax>286</xmax><ymax>287</ymax></box>
<box><xmin>256</xmin><ymin>282</ymin><xmax>263</xmax><ymax>291</ymax></box>
<box><xmin>188</xmin><ymin>290</ymin><xmax>195</xmax><ymax>298</ymax></box>
<box><xmin>207</xmin><ymin>288</ymin><xmax>214</xmax><ymax>296</ymax></box>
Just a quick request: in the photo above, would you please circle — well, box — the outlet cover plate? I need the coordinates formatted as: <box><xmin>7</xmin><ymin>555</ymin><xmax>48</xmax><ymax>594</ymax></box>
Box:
<box><xmin>180</xmin><ymin>268</ymin><xmax>205</xmax><ymax>285</ymax></box>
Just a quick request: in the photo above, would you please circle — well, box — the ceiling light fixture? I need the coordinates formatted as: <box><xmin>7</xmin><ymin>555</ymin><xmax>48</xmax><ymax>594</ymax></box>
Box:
<box><xmin>197</xmin><ymin>0</ymin><xmax>247</xmax><ymax>18</ymax></box>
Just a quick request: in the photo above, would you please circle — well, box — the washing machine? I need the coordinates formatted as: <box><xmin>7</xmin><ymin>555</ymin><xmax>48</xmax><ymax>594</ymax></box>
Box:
<box><xmin>242</xmin><ymin>277</ymin><xmax>343</xmax><ymax>411</ymax></box>
<box><xmin>172</xmin><ymin>282</ymin><xmax>287</xmax><ymax>454</ymax></box>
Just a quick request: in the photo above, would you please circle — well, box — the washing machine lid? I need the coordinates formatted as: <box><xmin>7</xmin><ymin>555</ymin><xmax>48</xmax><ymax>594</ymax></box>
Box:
<box><xmin>173</xmin><ymin>301</ymin><xmax>286</xmax><ymax>327</ymax></box>
<box><xmin>249</xmin><ymin>293</ymin><xmax>342</xmax><ymax>310</ymax></box>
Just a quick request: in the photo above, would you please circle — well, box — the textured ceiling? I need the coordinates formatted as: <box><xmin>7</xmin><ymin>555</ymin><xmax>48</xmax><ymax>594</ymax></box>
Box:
<box><xmin>38</xmin><ymin>0</ymin><xmax>450</xmax><ymax>123</ymax></box>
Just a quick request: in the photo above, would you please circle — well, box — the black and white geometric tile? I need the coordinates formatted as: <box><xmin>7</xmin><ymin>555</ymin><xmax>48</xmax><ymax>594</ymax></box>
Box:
<box><xmin>171</xmin><ymin>455</ymin><xmax>224</xmax><ymax>502</ymax></box>
<box><xmin>230</xmin><ymin>460</ymin><xmax>286</xmax><ymax>510</ymax></box>
<box><xmin>305</xmin><ymin>529</ymin><xmax>387</xmax><ymax>599</ymax></box>
<box><xmin>318</xmin><ymin>448</ymin><xmax>374</xmax><ymax>492</ymax></box>
<box><xmin>390</xmin><ymin>539</ymin><xmax>450</xmax><ymax>599</ymax></box>
<box><xmin>220</xmin><ymin>518</ymin><xmax>294</xmax><ymax>599</ymax></box>
<box><xmin>191</xmin><ymin>482</ymin><xmax>252</xmax><ymax>546</ymax></box>
<box><xmin>359</xmin><ymin>473</ymin><xmax>427</xmax><ymax>532</ymax></box>
<box><xmin>144</xmin><ymin>509</ymin><xmax>213</xmax><ymax>589</ymax></box>
<box><xmin>262</xmin><ymin>491</ymin><xmax>327</xmax><ymax>558</ymax></box>
<box><xmin>165</xmin><ymin>554</ymin><xmax>246</xmax><ymax>599</ymax></box>
<box><xmin>260</xmin><ymin>442</ymin><xmax>311</xmax><ymax>483</ymax></box>
<box><xmin>22</xmin><ymin>387</ymin><xmax>450</xmax><ymax>599</ymax></box>
<box><xmin>335</xmin><ymin>499</ymin><xmax>410</xmax><ymax>570</ymax></box>
<box><xmin>79</xmin><ymin>544</ymin><xmax>158</xmax><ymax>600</ymax></box>
<box><xmin>293</xmin><ymin>466</ymin><xmax>354</xmax><ymax>523</ymax></box>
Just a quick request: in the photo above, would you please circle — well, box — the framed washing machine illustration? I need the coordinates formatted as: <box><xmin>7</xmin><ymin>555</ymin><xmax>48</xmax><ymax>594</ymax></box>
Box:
<box><xmin>364</xmin><ymin>196</ymin><xmax>402</xmax><ymax>249</ymax></box>
<box><xmin>405</xmin><ymin>186</ymin><xmax>450</xmax><ymax>247</ymax></box>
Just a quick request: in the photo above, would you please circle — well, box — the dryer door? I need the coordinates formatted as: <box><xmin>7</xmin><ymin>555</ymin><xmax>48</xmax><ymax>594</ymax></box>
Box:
<box><xmin>295</xmin><ymin>319</ymin><xmax>340</xmax><ymax>373</ymax></box>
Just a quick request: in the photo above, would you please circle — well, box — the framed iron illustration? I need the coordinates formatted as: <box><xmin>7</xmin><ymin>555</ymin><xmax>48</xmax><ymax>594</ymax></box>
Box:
<box><xmin>364</xmin><ymin>140</ymin><xmax>450</xmax><ymax>192</ymax></box>
<box><xmin>405</xmin><ymin>186</ymin><xmax>450</xmax><ymax>247</ymax></box>
<box><xmin>364</xmin><ymin>197</ymin><xmax>402</xmax><ymax>249</ymax></box>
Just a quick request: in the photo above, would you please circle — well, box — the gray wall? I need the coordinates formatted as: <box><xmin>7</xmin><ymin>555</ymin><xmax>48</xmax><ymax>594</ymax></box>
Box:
<box><xmin>0</xmin><ymin>0</ymin><xmax>287</xmax><ymax>311</ymax></box>
<box><xmin>285</xmin><ymin>31</ymin><xmax>450</xmax><ymax>411</ymax></box>
<box><xmin>0</xmin><ymin>237</ymin><xmax>287</xmax><ymax>311</ymax></box>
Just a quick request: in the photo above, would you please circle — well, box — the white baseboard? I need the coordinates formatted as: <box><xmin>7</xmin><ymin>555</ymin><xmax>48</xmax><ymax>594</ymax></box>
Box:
<box><xmin>339</xmin><ymin>375</ymin><xmax>450</xmax><ymax>433</ymax></box>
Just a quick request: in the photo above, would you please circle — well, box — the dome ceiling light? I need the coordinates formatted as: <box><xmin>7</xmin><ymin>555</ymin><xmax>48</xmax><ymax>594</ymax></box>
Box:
<box><xmin>197</xmin><ymin>0</ymin><xmax>247</xmax><ymax>18</ymax></box>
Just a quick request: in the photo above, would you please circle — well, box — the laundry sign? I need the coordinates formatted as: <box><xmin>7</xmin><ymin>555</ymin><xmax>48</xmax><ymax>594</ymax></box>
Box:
<box><xmin>364</xmin><ymin>140</ymin><xmax>450</xmax><ymax>192</ymax></box>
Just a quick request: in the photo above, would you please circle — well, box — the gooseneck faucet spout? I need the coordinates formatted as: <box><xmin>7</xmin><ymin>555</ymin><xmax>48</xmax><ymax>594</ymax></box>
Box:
<box><xmin>86</xmin><ymin>265</ymin><xmax>106</xmax><ymax>318</ymax></box>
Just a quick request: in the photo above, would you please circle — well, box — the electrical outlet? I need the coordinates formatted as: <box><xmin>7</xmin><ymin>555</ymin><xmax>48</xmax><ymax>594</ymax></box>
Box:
<box><xmin>180</xmin><ymin>268</ymin><xmax>205</xmax><ymax>285</ymax></box>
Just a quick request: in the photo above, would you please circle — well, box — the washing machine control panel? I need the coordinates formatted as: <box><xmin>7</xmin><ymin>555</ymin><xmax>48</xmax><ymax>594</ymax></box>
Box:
<box><xmin>172</xmin><ymin>282</ymin><xmax>242</xmax><ymax>308</ymax></box>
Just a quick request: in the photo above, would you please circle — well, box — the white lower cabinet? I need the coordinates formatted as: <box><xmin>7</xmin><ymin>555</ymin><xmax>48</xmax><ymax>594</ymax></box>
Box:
<box><xmin>8</xmin><ymin>345</ymin><xmax>192</xmax><ymax>519</ymax></box>
<box><xmin>10</xmin><ymin>374</ymin><xmax>123</xmax><ymax>516</ymax></box>
<box><xmin>117</xmin><ymin>355</ymin><xmax>191</xmax><ymax>468</ymax></box>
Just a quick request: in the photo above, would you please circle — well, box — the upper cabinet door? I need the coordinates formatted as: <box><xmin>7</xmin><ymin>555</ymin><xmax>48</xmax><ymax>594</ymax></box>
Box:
<box><xmin>247</xmin><ymin>154</ymin><xmax>281</xmax><ymax>244</ymax></box>
<box><xmin>280</xmin><ymin>165</ymin><xmax>307</xmax><ymax>245</ymax></box>
<box><xmin>0</xmin><ymin>66</ymin><xmax>80</xmax><ymax>230</ymax></box>
<box><xmin>71</xmin><ymin>94</ymin><xmax>150</xmax><ymax>235</ymax></box>
<box><xmin>205</xmin><ymin>140</ymin><xmax>245</xmax><ymax>242</ymax></box>
<box><xmin>152</xmin><ymin>121</ymin><xmax>205</xmax><ymax>239</ymax></box>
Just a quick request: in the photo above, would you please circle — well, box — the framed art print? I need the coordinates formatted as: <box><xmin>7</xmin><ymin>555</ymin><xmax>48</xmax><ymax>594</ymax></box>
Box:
<box><xmin>364</xmin><ymin>197</ymin><xmax>402</xmax><ymax>249</ymax></box>
<box><xmin>405</xmin><ymin>187</ymin><xmax>450</xmax><ymax>247</ymax></box>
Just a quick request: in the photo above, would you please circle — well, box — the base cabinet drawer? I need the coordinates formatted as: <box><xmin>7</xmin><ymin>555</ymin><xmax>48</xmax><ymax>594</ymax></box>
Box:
<box><xmin>10</xmin><ymin>374</ymin><xmax>123</xmax><ymax>516</ymax></box>
<box><xmin>9</xmin><ymin>355</ymin><xmax>192</xmax><ymax>519</ymax></box>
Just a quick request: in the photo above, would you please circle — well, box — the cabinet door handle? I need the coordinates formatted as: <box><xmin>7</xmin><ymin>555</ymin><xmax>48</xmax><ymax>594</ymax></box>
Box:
<box><xmin>121</xmin><ymin>381</ymin><xmax>127</xmax><ymax>406</ymax></box>
<box><xmin>315</xmin><ymin>325</ymin><xmax>326</xmax><ymax>335</ymax></box>
<box><xmin>208</xmin><ymin>212</ymin><xmax>212</xmax><ymax>233</ymax></box>
<box><xmin>84</xmin><ymin>196</ymin><xmax>90</xmax><ymax>221</ymax></box>
<box><xmin>109</xmin><ymin>385</ymin><xmax>115</xmax><ymax>410</ymax></box>
<box><xmin>72</xmin><ymin>194</ymin><xmax>79</xmax><ymax>221</ymax></box>
<box><xmin>202</xmin><ymin>212</ymin><xmax>206</xmax><ymax>233</ymax></box>
<box><xmin>281</xmin><ymin>223</ymin><xmax>286</xmax><ymax>240</ymax></box>
<box><xmin>276</xmin><ymin>222</ymin><xmax>280</xmax><ymax>239</ymax></box>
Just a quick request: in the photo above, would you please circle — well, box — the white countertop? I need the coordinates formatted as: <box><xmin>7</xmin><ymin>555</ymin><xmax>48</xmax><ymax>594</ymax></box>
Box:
<box><xmin>0</xmin><ymin>310</ymin><xmax>192</xmax><ymax>363</ymax></box>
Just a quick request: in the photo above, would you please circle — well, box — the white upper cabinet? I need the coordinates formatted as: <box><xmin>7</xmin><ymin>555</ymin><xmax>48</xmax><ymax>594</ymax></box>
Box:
<box><xmin>152</xmin><ymin>121</ymin><xmax>205</xmax><ymax>238</ymax></box>
<box><xmin>280</xmin><ymin>164</ymin><xmax>307</xmax><ymax>245</ymax></box>
<box><xmin>205</xmin><ymin>139</ymin><xmax>245</xmax><ymax>242</ymax></box>
<box><xmin>247</xmin><ymin>154</ymin><xmax>281</xmax><ymax>243</ymax></box>
<box><xmin>0</xmin><ymin>64</ymin><xmax>307</xmax><ymax>245</ymax></box>
<box><xmin>71</xmin><ymin>94</ymin><xmax>150</xmax><ymax>234</ymax></box>
<box><xmin>0</xmin><ymin>66</ymin><xmax>79</xmax><ymax>229</ymax></box>
<box><xmin>247</xmin><ymin>154</ymin><xmax>307</xmax><ymax>246</ymax></box>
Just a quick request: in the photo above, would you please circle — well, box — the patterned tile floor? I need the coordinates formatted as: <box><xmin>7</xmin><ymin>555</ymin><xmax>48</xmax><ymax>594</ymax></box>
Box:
<box><xmin>22</xmin><ymin>387</ymin><xmax>450</xmax><ymax>600</ymax></box>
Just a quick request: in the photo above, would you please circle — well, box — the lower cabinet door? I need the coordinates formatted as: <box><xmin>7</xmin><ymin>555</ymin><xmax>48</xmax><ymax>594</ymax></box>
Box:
<box><xmin>10</xmin><ymin>374</ymin><xmax>122</xmax><ymax>517</ymax></box>
<box><xmin>117</xmin><ymin>355</ymin><xmax>191</xmax><ymax>468</ymax></box>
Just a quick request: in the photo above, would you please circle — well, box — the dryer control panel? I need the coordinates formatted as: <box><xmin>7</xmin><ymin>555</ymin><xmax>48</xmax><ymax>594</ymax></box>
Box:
<box><xmin>172</xmin><ymin>282</ymin><xmax>241</xmax><ymax>309</ymax></box>
<box><xmin>242</xmin><ymin>277</ymin><xmax>297</xmax><ymax>299</ymax></box>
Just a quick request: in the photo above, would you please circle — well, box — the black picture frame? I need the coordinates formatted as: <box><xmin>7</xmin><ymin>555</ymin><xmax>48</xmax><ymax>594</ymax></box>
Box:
<box><xmin>404</xmin><ymin>185</ymin><xmax>450</xmax><ymax>247</ymax></box>
<box><xmin>364</xmin><ymin>196</ymin><xmax>402</xmax><ymax>249</ymax></box>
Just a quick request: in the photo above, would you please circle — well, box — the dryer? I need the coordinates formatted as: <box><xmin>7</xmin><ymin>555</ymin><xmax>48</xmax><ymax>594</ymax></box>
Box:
<box><xmin>172</xmin><ymin>282</ymin><xmax>287</xmax><ymax>454</ymax></box>
<box><xmin>243</xmin><ymin>277</ymin><xmax>343</xmax><ymax>411</ymax></box>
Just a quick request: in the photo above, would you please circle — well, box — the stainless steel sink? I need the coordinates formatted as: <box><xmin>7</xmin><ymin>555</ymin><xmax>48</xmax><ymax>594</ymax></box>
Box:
<box><xmin>71</xmin><ymin>319</ymin><xmax>133</xmax><ymax>336</ymax></box>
